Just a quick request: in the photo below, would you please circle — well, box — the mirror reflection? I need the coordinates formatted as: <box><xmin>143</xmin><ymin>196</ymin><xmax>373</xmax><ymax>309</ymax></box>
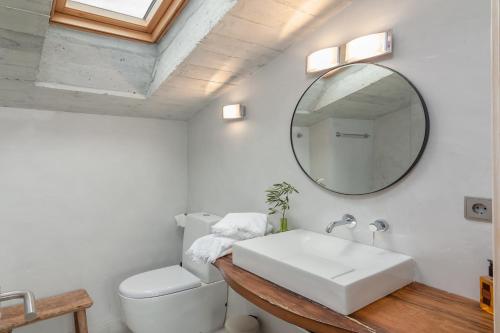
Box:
<box><xmin>291</xmin><ymin>64</ymin><xmax>429</xmax><ymax>194</ymax></box>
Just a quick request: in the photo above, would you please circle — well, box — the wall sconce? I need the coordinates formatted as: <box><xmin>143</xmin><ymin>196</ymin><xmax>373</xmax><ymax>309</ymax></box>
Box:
<box><xmin>306</xmin><ymin>47</ymin><xmax>340</xmax><ymax>73</ymax></box>
<box><xmin>345</xmin><ymin>31</ymin><xmax>392</xmax><ymax>63</ymax></box>
<box><xmin>305</xmin><ymin>31</ymin><xmax>392</xmax><ymax>73</ymax></box>
<box><xmin>222</xmin><ymin>104</ymin><xmax>246</xmax><ymax>120</ymax></box>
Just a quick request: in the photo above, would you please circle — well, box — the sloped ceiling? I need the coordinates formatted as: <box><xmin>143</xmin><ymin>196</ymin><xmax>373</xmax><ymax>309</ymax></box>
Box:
<box><xmin>0</xmin><ymin>0</ymin><xmax>351</xmax><ymax>120</ymax></box>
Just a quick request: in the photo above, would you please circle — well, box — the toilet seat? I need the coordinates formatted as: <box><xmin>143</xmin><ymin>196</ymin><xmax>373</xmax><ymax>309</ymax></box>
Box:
<box><xmin>119</xmin><ymin>265</ymin><xmax>201</xmax><ymax>299</ymax></box>
<box><xmin>119</xmin><ymin>274</ymin><xmax>227</xmax><ymax>333</ymax></box>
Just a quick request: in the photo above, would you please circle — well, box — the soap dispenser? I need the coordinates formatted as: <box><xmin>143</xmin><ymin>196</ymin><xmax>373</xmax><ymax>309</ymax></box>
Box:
<box><xmin>480</xmin><ymin>259</ymin><xmax>494</xmax><ymax>314</ymax></box>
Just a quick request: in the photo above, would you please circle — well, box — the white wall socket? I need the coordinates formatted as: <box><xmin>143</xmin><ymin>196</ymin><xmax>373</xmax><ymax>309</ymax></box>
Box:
<box><xmin>464</xmin><ymin>197</ymin><xmax>492</xmax><ymax>222</ymax></box>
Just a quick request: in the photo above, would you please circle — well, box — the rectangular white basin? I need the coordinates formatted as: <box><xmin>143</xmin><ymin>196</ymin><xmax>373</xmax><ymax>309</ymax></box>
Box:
<box><xmin>232</xmin><ymin>229</ymin><xmax>414</xmax><ymax>315</ymax></box>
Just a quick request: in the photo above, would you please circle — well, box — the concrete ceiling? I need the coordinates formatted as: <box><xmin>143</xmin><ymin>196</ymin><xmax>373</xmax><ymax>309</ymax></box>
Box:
<box><xmin>293</xmin><ymin>68</ymin><xmax>421</xmax><ymax>127</ymax></box>
<box><xmin>0</xmin><ymin>0</ymin><xmax>351</xmax><ymax>120</ymax></box>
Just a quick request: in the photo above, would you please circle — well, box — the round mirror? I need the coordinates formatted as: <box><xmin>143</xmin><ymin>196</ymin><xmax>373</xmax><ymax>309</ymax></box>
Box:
<box><xmin>291</xmin><ymin>63</ymin><xmax>429</xmax><ymax>195</ymax></box>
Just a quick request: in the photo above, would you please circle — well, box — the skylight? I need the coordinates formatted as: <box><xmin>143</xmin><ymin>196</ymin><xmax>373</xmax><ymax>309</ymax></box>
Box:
<box><xmin>50</xmin><ymin>0</ymin><xmax>187</xmax><ymax>43</ymax></box>
<box><xmin>71</xmin><ymin>0</ymin><xmax>156</xmax><ymax>19</ymax></box>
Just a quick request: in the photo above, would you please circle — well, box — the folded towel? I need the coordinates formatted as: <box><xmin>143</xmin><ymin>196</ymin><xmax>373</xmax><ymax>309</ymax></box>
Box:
<box><xmin>186</xmin><ymin>212</ymin><xmax>273</xmax><ymax>264</ymax></box>
<box><xmin>212</xmin><ymin>213</ymin><xmax>268</xmax><ymax>240</ymax></box>
<box><xmin>186</xmin><ymin>234</ymin><xmax>236</xmax><ymax>264</ymax></box>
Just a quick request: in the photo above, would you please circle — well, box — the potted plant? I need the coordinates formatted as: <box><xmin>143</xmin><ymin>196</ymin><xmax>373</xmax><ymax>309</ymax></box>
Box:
<box><xmin>266</xmin><ymin>182</ymin><xmax>299</xmax><ymax>232</ymax></box>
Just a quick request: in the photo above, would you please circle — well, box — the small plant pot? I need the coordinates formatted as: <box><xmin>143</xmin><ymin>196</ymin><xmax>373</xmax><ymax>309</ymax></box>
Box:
<box><xmin>280</xmin><ymin>218</ymin><xmax>288</xmax><ymax>232</ymax></box>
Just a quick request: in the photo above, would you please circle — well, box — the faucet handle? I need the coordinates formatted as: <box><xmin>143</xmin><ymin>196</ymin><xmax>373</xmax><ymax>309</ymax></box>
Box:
<box><xmin>369</xmin><ymin>220</ymin><xmax>389</xmax><ymax>232</ymax></box>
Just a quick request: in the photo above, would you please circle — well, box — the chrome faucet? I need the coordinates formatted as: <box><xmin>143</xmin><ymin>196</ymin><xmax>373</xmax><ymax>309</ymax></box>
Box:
<box><xmin>326</xmin><ymin>214</ymin><xmax>357</xmax><ymax>233</ymax></box>
<box><xmin>0</xmin><ymin>290</ymin><xmax>37</xmax><ymax>320</ymax></box>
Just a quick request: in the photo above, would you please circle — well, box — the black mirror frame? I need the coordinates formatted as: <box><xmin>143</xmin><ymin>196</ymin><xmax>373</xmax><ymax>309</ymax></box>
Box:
<box><xmin>290</xmin><ymin>63</ymin><xmax>430</xmax><ymax>195</ymax></box>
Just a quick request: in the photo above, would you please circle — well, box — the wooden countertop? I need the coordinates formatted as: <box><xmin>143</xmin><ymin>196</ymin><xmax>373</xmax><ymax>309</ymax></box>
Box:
<box><xmin>214</xmin><ymin>255</ymin><xmax>493</xmax><ymax>333</ymax></box>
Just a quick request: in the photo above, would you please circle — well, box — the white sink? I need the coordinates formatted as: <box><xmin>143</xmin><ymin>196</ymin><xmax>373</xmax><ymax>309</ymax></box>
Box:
<box><xmin>232</xmin><ymin>229</ymin><xmax>414</xmax><ymax>315</ymax></box>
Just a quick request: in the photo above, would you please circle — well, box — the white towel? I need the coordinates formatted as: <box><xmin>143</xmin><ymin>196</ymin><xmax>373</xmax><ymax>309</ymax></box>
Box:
<box><xmin>186</xmin><ymin>234</ymin><xmax>236</xmax><ymax>264</ymax></box>
<box><xmin>212</xmin><ymin>213</ymin><xmax>268</xmax><ymax>240</ymax></box>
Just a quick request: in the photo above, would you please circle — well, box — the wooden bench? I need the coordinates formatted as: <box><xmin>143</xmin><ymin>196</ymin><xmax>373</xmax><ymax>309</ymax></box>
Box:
<box><xmin>0</xmin><ymin>289</ymin><xmax>93</xmax><ymax>333</ymax></box>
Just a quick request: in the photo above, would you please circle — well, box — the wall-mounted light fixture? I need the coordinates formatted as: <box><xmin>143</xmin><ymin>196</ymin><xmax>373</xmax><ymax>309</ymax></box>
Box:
<box><xmin>345</xmin><ymin>31</ymin><xmax>392</xmax><ymax>63</ymax></box>
<box><xmin>305</xmin><ymin>31</ymin><xmax>392</xmax><ymax>73</ymax></box>
<box><xmin>222</xmin><ymin>104</ymin><xmax>246</xmax><ymax>120</ymax></box>
<box><xmin>306</xmin><ymin>47</ymin><xmax>340</xmax><ymax>73</ymax></box>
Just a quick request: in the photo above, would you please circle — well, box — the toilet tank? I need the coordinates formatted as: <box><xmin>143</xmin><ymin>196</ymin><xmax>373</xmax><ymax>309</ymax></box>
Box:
<box><xmin>182</xmin><ymin>212</ymin><xmax>224</xmax><ymax>284</ymax></box>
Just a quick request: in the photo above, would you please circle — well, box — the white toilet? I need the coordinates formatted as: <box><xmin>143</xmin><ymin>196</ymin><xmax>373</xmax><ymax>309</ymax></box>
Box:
<box><xmin>119</xmin><ymin>213</ymin><xmax>228</xmax><ymax>333</ymax></box>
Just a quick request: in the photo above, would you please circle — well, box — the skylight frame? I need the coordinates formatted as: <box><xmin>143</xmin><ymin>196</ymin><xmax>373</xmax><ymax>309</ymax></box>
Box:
<box><xmin>50</xmin><ymin>0</ymin><xmax>187</xmax><ymax>43</ymax></box>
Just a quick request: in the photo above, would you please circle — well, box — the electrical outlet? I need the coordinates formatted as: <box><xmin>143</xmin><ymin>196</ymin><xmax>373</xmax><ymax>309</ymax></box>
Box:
<box><xmin>464</xmin><ymin>197</ymin><xmax>492</xmax><ymax>222</ymax></box>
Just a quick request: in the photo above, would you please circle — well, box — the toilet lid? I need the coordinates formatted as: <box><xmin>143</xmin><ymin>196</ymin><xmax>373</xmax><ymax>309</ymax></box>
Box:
<box><xmin>119</xmin><ymin>265</ymin><xmax>201</xmax><ymax>299</ymax></box>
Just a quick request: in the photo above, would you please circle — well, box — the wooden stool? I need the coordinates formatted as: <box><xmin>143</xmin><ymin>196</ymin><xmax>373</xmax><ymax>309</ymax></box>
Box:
<box><xmin>0</xmin><ymin>289</ymin><xmax>93</xmax><ymax>333</ymax></box>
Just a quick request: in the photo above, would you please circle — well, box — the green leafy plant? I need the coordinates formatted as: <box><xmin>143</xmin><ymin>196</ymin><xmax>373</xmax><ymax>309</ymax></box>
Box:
<box><xmin>266</xmin><ymin>182</ymin><xmax>299</xmax><ymax>232</ymax></box>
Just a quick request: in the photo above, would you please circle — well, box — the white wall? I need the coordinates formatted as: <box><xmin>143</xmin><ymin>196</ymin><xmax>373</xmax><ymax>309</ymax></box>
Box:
<box><xmin>309</xmin><ymin>118</ymin><xmax>335</xmax><ymax>186</ymax></box>
<box><xmin>290</xmin><ymin>127</ymin><xmax>309</xmax><ymax>173</ymax></box>
<box><xmin>329</xmin><ymin>118</ymin><xmax>374</xmax><ymax>193</ymax></box>
<box><xmin>304</xmin><ymin>118</ymin><xmax>375</xmax><ymax>193</ymax></box>
<box><xmin>373</xmin><ymin>108</ymin><xmax>408</xmax><ymax>189</ymax></box>
<box><xmin>372</xmin><ymin>95</ymin><xmax>426</xmax><ymax>189</ymax></box>
<box><xmin>0</xmin><ymin>107</ymin><xmax>187</xmax><ymax>333</ymax></box>
<box><xmin>188</xmin><ymin>0</ymin><xmax>491</xmax><ymax>331</ymax></box>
